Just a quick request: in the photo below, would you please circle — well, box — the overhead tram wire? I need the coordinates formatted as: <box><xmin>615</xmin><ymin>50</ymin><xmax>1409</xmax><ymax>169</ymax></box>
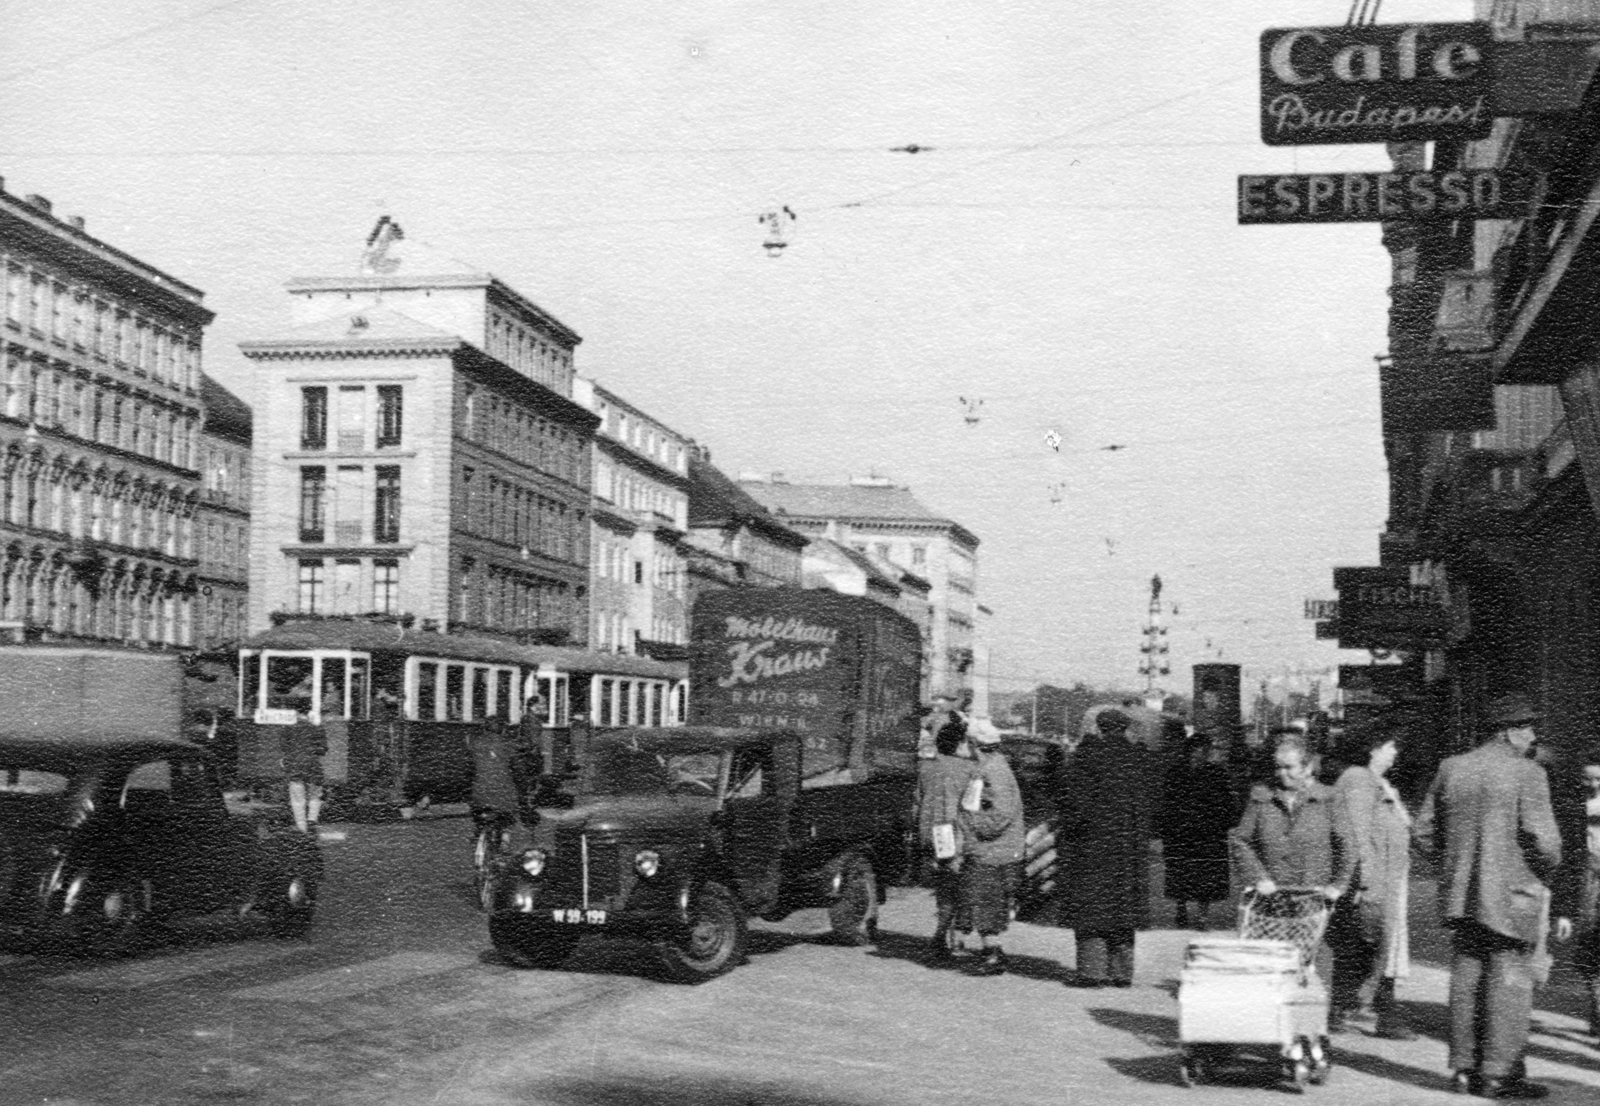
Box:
<box><xmin>0</xmin><ymin>0</ymin><xmax>259</xmax><ymax>87</ymax></box>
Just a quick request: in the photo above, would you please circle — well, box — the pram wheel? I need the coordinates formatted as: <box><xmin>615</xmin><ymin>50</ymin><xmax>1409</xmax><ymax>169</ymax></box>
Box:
<box><xmin>1285</xmin><ymin>1037</ymin><xmax>1313</xmax><ymax>1091</ymax></box>
<box><xmin>1309</xmin><ymin>1035</ymin><xmax>1331</xmax><ymax>1085</ymax></box>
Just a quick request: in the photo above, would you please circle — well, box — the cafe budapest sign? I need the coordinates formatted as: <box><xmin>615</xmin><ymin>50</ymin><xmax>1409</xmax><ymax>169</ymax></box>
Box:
<box><xmin>1238</xmin><ymin>168</ymin><xmax>1533</xmax><ymax>224</ymax></box>
<box><xmin>1260</xmin><ymin>22</ymin><xmax>1494</xmax><ymax>146</ymax></box>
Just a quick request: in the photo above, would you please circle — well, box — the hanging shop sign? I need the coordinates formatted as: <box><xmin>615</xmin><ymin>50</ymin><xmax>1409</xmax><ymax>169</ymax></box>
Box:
<box><xmin>1260</xmin><ymin>22</ymin><xmax>1494</xmax><ymax>146</ymax></box>
<box><xmin>1238</xmin><ymin>168</ymin><xmax>1534</xmax><ymax>224</ymax></box>
<box><xmin>1379</xmin><ymin>353</ymin><xmax>1496</xmax><ymax>434</ymax></box>
<box><xmin>1330</xmin><ymin>565</ymin><xmax>1453</xmax><ymax>645</ymax></box>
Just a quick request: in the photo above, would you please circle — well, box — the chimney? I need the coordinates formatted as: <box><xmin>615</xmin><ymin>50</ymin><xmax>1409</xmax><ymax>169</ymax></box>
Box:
<box><xmin>67</xmin><ymin>215</ymin><xmax>85</xmax><ymax>232</ymax></box>
<box><xmin>736</xmin><ymin>470</ymin><xmax>768</xmax><ymax>483</ymax></box>
<box><xmin>770</xmin><ymin>471</ymin><xmax>787</xmax><ymax>484</ymax></box>
<box><xmin>24</xmin><ymin>194</ymin><xmax>52</xmax><ymax>215</ymax></box>
<box><xmin>849</xmin><ymin>474</ymin><xmax>894</xmax><ymax>487</ymax></box>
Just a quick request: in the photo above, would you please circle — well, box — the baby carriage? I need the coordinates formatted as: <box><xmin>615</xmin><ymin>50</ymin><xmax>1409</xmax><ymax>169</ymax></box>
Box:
<box><xmin>1176</xmin><ymin>887</ymin><xmax>1334</xmax><ymax>1091</ymax></box>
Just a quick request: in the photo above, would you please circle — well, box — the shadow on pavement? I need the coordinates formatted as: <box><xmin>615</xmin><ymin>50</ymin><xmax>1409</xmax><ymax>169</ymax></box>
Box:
<box><xmin>529</xmin><ymin>1073</ymin><xmax>875</xmax><ymax>1106</ymax></box>
<box><xmin>1385</xmin><ymin>996</ymin><xmax>1600</xmax><ymax>1076</ymax></box>
<box><xmin>864</xmin><ymin>927</ymin><xmax>1070</xmax><ymax>982</ymax></box>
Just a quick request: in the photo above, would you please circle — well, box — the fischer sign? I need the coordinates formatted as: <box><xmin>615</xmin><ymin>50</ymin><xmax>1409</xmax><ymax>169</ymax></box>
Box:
<box><xmin>1260</xmin><ymin>23</ymin><xmax>1494</xmax><ymax>145</ymax></box>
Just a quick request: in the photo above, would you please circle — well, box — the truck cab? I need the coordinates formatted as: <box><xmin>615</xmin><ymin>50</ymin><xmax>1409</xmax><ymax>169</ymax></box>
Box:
<box><xmin>486</xmin><ymin>726</ymin><xmax>911</xmax><ymax>982</ymax></box>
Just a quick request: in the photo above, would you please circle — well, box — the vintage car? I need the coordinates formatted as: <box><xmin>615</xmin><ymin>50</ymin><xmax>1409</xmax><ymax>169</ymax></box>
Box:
<box><xmin>0</xmin><ymin>733</ymin><xmax>322</xmax><ymax>956</ymax></box>
<box><xmin>486</xmin><ymin>727</ymin><xmax>913</xmax><ymax>983</ymax></box>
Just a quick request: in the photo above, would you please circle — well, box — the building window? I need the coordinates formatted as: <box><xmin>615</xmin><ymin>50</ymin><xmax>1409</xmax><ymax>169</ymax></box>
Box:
<box><xmin>297</xmin><ymin>559</ymin><xmax>325</xmax><ymax>613</ymax></box>
<box><xmin>374</xmin><ymin>465</ymin><xmax>400</xmax><ymax>543</ymax></box>
<box><xmin>875</xmin><ymin>543</ymin><xmax>891</xmax><ymax>560</ymax></box>
<box><xmin>301</xmin><ymin>386</ymin><xmax>327</xmax><ymax>450</ymax></box>
<box><xmin>299</xmin><ymin>466</ymin><xmax>326</xmax><ymax>543</ymax></box>
<box><xmin>376</xmin><ymin>385</ymin><xmax>403</xmax><ymax>447</ymax></box>
<box><xmin>373</xmin><ymin>559</ymin><xmax>400</xmax><ymax>614</ymax></box>
<box><xmin>911</xmin><ymin>544</ymin><xmax>926</xmax><ymax>567</ymax></box>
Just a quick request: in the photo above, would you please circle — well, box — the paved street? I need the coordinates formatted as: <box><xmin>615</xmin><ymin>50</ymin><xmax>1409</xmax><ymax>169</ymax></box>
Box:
<box><xmin>3</xmin><ymin>815</ymin><xmax>1598</xmax><ymax>1106</ymax></box>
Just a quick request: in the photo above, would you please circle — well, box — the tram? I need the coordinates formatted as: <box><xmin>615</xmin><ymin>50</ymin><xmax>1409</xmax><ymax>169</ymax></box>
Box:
<box><xmin>233</xmin><ymin>616</ymin><xmax>687</xmax><ymax>814</ymax></box>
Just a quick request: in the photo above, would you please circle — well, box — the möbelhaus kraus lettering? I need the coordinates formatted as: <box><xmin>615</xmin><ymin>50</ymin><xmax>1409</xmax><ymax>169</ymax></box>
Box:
<box><xmin>1259</xmin><ymin>22</ymin><xmax>1494</xmax><ymax>146</ymax></box>
<box><xmin>717</xmin><ymin>639</ymin><xmax>832</xmax><ymax>688</ymax></box>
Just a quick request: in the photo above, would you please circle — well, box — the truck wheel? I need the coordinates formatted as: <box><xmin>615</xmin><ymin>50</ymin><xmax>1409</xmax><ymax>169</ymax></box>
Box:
<box><xmin>828</xmin><ymin>855</ymin><xmax>879</xmax><ymax>946</ymax></box>
<box><xmin>658</xmin><ymin>881</ymin><xmax>747</xmax><ymax>983</ymax></box>
<box><xmin>490</xmin><ymin>915</ymin><xmax>581</xmax><ymax>969</ymax></box>
<box><xmin>267</xmin><ymin>872</ymin><xmax>317</xmax><ymax>939</ymax></box>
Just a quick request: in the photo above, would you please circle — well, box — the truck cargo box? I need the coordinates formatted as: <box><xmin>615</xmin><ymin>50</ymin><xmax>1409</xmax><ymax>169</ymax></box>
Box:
<box><xmin>0</xmin><ymin>646</ymin><xmax>183</xmax><ymax>742</ymax></box>
<box><xmin>689</xmin><ymin>588</ymin><xmax>921</xmax><ymax>783</ymax></box>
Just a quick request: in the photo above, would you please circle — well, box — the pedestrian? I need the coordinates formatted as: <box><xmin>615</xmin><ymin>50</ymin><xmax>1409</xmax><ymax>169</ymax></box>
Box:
<box><xmin>1160</xmin><ymin>732</ymin><xmax>1235</xmax><ymax>932</ymax></box>
<box><xmin>1058</xmin><ymin>708</ymin><xmax>1155</xmax><ymax>987</ymax></box>
<box><xmin>958</xmin><ymin>719</ymin><xmax>1024</xmax><ymax>977</ymax></box>
<box><xmin>469</xmin><ymin>712</ymin><xmax>522</xmax><ymax>851</ymax></box>
<box><xmin>919</xmin><ymin>690</ymin><xmax>966</xmax><ymax>759</ymax></box>
<box><xmin>913</xmin><ymin>717</ymin><xmax>976</xmax><ymax>963</ymax></box>
<box><xmin>281</xmin><ymin>708</ymin><xmax>327</xmax><ymax>834</ymax></box>
<box><xmin>1554</xmin><ymin>745</ymin><xmax>1600</xmax><ymax>1043</ymax></box>
<box><xmin>1229</xmin><ymin>729</ymin><xmax>1353</xmax><ymax>1009</ymax></box>
<box><xmin>1414</xmin><ymin>694</ymin><xmax>1562</xmax><ymax>1099</ymax></box>
<box><xmin>1329</xmin><ymin>725</ymin><xmax>1415</xmax><ymax>1039</ymax></box>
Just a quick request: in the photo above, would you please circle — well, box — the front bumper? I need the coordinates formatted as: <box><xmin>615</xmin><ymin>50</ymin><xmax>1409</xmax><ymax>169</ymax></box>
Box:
<box><xmin>486</xmin><ymin>869</ymin><xmax>691</xmax><ymax>937</ymax></box>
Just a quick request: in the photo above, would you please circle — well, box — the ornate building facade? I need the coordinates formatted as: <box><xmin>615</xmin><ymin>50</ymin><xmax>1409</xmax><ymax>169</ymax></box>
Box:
<box><xmin>572</xmin><ymin>377</ymin><xmax>690</xmax><ymax>656</ymax></box>
<box><xmin>193</xmin><ymin>374</ymin><xmax>251</xmax><ymax>652</ymax></box>
<box><xmin>240</xmin><ymin>220</ymin><xmax>596</xmax><ymax>643</ymax></box>
<box><xmin>1</xmin><ymin>182</ymin><xmax>212</xmax><ymax>646</ymax></box>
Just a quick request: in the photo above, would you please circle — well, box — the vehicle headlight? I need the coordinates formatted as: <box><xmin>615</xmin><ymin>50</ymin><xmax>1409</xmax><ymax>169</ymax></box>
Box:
<box><xmin>634</xmin><ymin>849</ymin><xmax>661</xmax><ymax>877</ymax></box>
<box><xmin>520</xmin><ymin>848</ymin><xmax>548</xmax><ymax>877</ymax></box>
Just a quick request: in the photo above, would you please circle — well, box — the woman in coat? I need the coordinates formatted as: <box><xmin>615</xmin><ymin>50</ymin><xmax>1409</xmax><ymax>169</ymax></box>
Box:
<box><xmin>1057</xmin><ymin>708</ymin><xmax>1154</xmax><ymax>987</ymax></box>
<box><xmin>1160</xmin><ymin>733</ymin><xmax>1236</xmax><ymax>930</ymax></box>
<box><xmin>913</xmin><ymin>719</ymin><xmax>976</xmax><ymax>963</ymax></box>
<box><xmin>1330</xmin><ymin>728</ymin><xmax>1413</xmax><ymax>1038</ymax></box>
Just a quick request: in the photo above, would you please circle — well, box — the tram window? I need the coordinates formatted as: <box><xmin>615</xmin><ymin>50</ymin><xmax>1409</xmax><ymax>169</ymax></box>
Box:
<box><xmin>494</xmin><ymin>669</ymin><xmax>513</xmax><ymax>720</ymax></box>
<box><xmin>372</xmin><ymin>655</ymin><xmax>404</xmax><ymax>718</ymax></box>
<box><xmin>239</xmin><ymin>653</ymin><xmax>261</xmax><ymax>718</ymax></box>
<box><xmin>445</xmin><ymin>665</ymin><xmax>465</xmax><ymax>721</ymax></box>
<box><xmin>417</xmin><ymin>662</ymin><xmax>439</xmax><ymax>721</ymax></box>
<box><xmin>470</xmin><ymin>667</ymin><xmax>489</xmax><ymax>721</ymax></box>
<box><xmin>265</xmin><ymin>656</ymin><xmax>314</xmax><ymax>712</ymax></box>
<box><xmin>596</xmin><ymin>678</ymin><xmax>613</xmax><ymax>727</ymax></box>
<box><xmin>552</xmin><ymin>675</ymin><xmax>570</xmax><ymax>727</ymax></box>
<box><xmin>650</xmin><ymin>683</ymin><xmax>663</xmax><ymax>727</ymax></box>
<box><xmin>321</xmin><ymin>658</ymin><xmax>347</xmax><ymax>720</ymax></box>
<box><xmin>350</xmin><ymin>657</ymin><xmax>370</xmax><ymax>720</ymax></box>
<box><xmin>673</xmin><ymin>683</ymin><xmax>687</xmax><ymax>725</ymax></box>
<box><xmin>618</xmin><ymin>680</ymin><xmax>634</xmax><ymax>725</ymax></box>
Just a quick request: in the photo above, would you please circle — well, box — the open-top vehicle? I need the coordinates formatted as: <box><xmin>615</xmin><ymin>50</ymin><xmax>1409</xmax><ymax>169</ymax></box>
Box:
<box><xmin>485</xmin><ymin>726</ymin><xmax>912</xmax><ymax>982</ymax></box>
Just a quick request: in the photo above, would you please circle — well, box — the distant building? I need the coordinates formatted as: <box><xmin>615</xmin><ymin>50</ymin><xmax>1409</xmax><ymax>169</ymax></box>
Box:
<box><xmin>1</xmin><ymin>181</ymin><xmax>212</xmax><ymax>646</ymax></box>
<box><xmin>802</xmin><ymin>534</ymin><xmax>933</xmax><ymax>699</ymax></box>
<box><xmin>741</xmin><ymin>474</ymin><xmax>979</xmax><ymax>701</ymax></box>
<box><xmin>239</xmin><ymin>219</ymin><xmax>596</xmax><ymax>642</ymax></box>
<box><xmin>572</xmin><ymin>377</ymin><xmax>690</xmax><ymax>657</ymax></box>
<box><xmin>683</xmin><ymin>446</ymin><xmax>807</xmax><ymax>610</ymax></box>
<box><xmin>193</xmin><ymin>374</ymin><xmax>251</xmax><ymax>652</ymax></box>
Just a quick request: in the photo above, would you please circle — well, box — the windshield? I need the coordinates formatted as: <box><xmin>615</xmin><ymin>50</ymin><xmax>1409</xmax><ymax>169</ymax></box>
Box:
<box><xmin>581</xmin><ymin>743</ymin><xmax>724</xmax><ymax>798</ymax></box>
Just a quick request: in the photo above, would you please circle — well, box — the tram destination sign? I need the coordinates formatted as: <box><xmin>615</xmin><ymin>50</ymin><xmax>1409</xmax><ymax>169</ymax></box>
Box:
<box><xmin>1260</xmin><ymin>22</ymin><xmax>1494</xmax><ymax>146</ymax></box>
<box><xmin>1238</xmin><ymin>168</ymin><xmax>1533</xmax><ymax>224</ymax></box>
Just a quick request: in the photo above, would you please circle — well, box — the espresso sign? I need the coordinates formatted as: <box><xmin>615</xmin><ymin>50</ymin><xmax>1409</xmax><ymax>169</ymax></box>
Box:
<box><xmin>1238</xmin><ymin>169</ymin><xmax>1533</xmax><ymax>224</ymax></box>
<box><xmin>1260</xmin><ymin>22</ymin><xmax>1494</xmax><ymax>146</ymax></box>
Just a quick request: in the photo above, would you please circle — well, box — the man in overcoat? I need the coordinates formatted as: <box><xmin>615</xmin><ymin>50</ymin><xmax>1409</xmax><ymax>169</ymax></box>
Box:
<box><xmin>1057</xmin><ymin>708</ymin><xmax>1154</xmax><ymax>987</ymax></box>
<box><xmin>1414</xmin><ymin>694</ymin><xmax>1562</xmax><ymax>1100</ymax></box>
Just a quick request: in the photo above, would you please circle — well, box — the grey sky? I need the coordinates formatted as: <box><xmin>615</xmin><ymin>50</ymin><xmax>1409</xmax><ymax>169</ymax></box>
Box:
<box><xmin>0</xmin><ymin>0</ymin><xmax>1473</xmax><ymax>698</ymax></box>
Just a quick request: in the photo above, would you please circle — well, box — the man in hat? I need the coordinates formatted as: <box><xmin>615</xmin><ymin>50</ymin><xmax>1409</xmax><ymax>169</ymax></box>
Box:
<box><xmin>1415</xmin><ymin>694</ymin><xmax>1562</xmax><ymax>1100</ymax></box>
<box><xmin>919</xmin><ymin>690</ymin><xmax>966</xmax><ymax>760</ymax></box>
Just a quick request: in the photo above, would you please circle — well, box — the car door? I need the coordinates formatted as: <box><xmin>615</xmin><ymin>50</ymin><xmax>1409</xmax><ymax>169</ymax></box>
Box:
<box><xmin>719</xmin><ymin>745</ymin><xmax>787</xmax><ymax>909</ymax></box>
<box><xmin>118</xmin><ymin>755</ymin><xmax>244</xmax><ymax>915</ymax></box>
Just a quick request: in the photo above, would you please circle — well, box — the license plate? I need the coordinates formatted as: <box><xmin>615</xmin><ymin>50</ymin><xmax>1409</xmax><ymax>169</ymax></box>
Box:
<box><xmin>551</xmin><ymin>908</ymin><xmax>607</xmax><ymax>925</ymax></box>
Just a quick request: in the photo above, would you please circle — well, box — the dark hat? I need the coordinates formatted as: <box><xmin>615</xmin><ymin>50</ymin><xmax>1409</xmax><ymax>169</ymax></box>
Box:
<box><xmin>1096</xmin><ymin>709</ymin><xmax>1131</xmax><ymax>736</ymax></box>
<box><xmin>1489</xmin><ymin>694</ymin><xmax>1540</xmax><ymax>729</ymax></box>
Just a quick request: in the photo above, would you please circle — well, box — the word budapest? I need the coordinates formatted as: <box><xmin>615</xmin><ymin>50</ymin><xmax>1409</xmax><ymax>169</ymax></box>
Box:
<box><xmin>1238</xmin><ymin>169</ymin><xmax>1531</xmax><ymax>224</ymax></box>
<box><xmin>1260</xmin><ymin>22</ymin><xmax>1493</xmax><ymax>145</ymax></box>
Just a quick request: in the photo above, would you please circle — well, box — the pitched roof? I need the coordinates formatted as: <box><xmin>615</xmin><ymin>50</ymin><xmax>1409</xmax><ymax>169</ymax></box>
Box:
<box><xmin>687</xmin><ymin>455</ymin><xmax>808</xmax><ymax>549</ymax></box>
<box><xmin>199</xmin><ymin>373</ymin><xmax>252</xmax><ymax>442</ymax></box>
<box><xmin>742</xmin><ymin>481</ymin><xmax>978</xmax><ymax>547</ymax></box>
<box><xmin>815</xmin><ymin>538</ymin><xmax>901</xmax><ymax>595</ymax></box>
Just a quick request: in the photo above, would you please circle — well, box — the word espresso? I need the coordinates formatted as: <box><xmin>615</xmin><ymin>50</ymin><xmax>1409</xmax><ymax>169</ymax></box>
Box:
<box><xmin>1238</xmin><ymin>168</ymin><xmax>1531</xmax><ymax>224</ymax></box>
<box><xmin>1259</xmin><ymin>22</ymin><xmax>1494</xmax><ymax>145</ymax></box>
